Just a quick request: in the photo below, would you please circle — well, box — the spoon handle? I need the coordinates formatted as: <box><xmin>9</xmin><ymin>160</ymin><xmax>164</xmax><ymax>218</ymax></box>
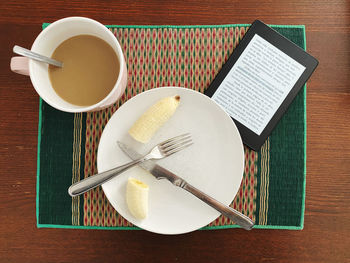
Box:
<box><xmin>13</xmin><ymin>45</ymin><xmax>63</xmax><ymax>68</ymax></box>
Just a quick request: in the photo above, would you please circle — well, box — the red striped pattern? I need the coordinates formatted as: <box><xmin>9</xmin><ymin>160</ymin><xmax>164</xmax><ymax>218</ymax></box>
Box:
<box><xmin>83</xmin><ymin>26</ymin><xmax>256</xmax><ymax>227</ymax></box>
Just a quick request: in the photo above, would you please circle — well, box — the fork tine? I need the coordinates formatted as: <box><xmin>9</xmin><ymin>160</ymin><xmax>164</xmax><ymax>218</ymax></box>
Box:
<box><xmin>159</xmin><ymin>133</ymin><xmax>190</xmax><ymax>146</ymax></box>
<box><xmin>164</xmin><ymin>142</ymin><xmax>193</xmax><ymax>156</ymax></box>
<box><xmin>162</xmin><ymin>137</ymin><xmax>193</xmax><ymax>152</ymax></box>
<box><xmin>160</xmin><ymin>133</ymin><xmax>191</xmax><ymax>148</ymax></box>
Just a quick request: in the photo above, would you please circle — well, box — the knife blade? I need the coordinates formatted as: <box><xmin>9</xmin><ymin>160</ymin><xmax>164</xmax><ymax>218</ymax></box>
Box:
<box><xmin>117</xmin><ymin>141</ymin><xmax>255</xmax><ymax>230</ymax></box>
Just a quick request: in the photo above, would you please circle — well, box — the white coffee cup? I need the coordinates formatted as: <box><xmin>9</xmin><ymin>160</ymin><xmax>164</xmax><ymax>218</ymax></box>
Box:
<box><xmin>10</xmin><ymin>17</ymin><xmax>127</xmax><ymax>112</ymax></box>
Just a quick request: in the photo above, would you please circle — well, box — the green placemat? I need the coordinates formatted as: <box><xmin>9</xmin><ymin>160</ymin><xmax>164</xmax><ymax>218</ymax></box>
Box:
<box><xmin>37</xmin><ymin>23</ymin><xmax>306</xmax><ymax>230</ymax></box>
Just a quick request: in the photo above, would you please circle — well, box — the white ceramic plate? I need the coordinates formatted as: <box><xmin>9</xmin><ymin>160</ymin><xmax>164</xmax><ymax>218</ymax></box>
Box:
<box><xmin>97</xmin><ymin>87</ymin><xmax>244</xmax><ymax>234</ymax></box>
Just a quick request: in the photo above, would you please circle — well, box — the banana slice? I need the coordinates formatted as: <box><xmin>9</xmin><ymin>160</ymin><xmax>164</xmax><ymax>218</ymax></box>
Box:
<box><xmin>129</xmin><ymin>95</ymin><xmax>180</xmax><ymax>143</ymax></box>
<box><xmin>126</xmin><ymin>177</ymin><xmax>149</xmax><ymax>220</ymax></box>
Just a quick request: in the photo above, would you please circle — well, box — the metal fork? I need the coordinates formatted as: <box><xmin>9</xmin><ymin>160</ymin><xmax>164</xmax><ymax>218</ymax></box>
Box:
<box><xmin>68</xmin><ymin>133</ymin><xmax>193</xmax><ymax>197</ymax></box>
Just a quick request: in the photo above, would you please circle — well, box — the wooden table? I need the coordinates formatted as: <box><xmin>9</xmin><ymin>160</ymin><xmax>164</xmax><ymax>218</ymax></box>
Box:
<box><xmin>0</xmin><ymin>1</ymin><xmax>349</xmax><ymax>262</ymax></box>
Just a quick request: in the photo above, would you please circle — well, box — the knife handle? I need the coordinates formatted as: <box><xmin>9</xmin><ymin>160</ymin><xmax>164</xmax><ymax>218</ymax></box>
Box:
<box><xmin>182</xmin><ymin>183</ymin><xmax>254</xmax><ymax>230</ymax></box>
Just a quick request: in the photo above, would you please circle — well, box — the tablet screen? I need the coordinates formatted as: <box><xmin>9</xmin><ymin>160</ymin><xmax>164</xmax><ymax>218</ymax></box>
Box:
<box><xmin>211</xmin><ymin>34</ymin><xmax>306</xmax><ymax>135</ymax></box>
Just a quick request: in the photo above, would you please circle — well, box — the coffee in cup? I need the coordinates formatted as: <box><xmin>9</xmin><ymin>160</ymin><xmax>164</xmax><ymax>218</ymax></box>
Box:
<box><xmin>49</xmin><ymin>34</ymin><xmax>120</xmax><ymax>106</ymax></box>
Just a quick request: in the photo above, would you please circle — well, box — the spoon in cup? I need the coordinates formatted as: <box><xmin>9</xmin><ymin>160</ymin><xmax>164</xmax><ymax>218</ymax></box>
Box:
<box><xmin>13</xmin><ymin>45</ymin><xmax>63</xmax><ymax>68</ymax></box>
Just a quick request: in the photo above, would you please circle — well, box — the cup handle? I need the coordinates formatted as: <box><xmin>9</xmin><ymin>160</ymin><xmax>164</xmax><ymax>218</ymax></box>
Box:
<box><xmin>10</xmin><ymin>56</ymin><xmax>29</xmax><ymax>76</ymax></box>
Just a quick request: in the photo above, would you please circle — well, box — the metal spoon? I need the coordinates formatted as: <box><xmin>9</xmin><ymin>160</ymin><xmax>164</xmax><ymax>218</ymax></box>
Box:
<box><xmin>13</xmin><ymin>45</ymin><xmax>63</xmax><ymax>68</ymax></box>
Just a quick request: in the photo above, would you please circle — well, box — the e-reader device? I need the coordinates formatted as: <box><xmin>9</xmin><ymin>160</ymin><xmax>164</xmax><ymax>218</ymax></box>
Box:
<box><xmin>205</xmin><ymin>20</ymin><xmax>318</xmax><ymax>151</ymax></box>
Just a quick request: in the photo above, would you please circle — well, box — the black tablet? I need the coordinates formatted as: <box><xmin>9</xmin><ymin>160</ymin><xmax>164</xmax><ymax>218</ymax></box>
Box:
<box><xmin>205</xmin><ymin>20</ymin><xmax>318</xmax><ymax>151</ymax></box>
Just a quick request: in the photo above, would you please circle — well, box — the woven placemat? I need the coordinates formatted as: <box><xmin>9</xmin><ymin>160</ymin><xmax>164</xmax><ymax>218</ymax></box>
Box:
<box><xmin>37</xmin><ymin>23</ymin><xmax>306</xmax><ymax>230</ymax></box>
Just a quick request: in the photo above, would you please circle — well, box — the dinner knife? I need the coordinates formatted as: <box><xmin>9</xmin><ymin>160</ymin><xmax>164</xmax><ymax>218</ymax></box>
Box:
<box><xmin>117</xmin><ymin>141</ymin><xmax>254</xmax><ymax>230</ymax></box>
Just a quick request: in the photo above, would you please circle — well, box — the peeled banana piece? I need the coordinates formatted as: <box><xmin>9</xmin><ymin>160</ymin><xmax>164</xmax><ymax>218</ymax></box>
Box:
<box><xmin>129</xmin><ymin>95</ymin><xmax>180</xmax><ymax>143</ymax></box>
<box><xmin>126</xmin><ymin>177</ymin><xmax>149</xmax><ymax>220</ymax></box>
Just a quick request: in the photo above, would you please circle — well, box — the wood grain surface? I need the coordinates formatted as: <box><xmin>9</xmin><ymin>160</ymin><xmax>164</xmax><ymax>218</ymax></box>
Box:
<box><xmin>0</xmin><ymin>0</ymin><xmax>349</xmax><ymax>262</ymax></box>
